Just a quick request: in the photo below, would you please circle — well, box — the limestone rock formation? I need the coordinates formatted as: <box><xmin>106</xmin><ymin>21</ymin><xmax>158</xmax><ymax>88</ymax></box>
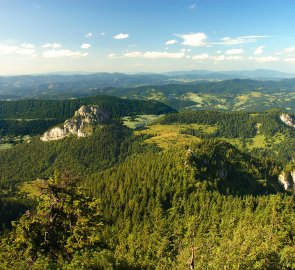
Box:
<box><xmin>280</xmin><ymin>113</ymin><xmax>295</xmax><ymax>128</ymax></box>
<box><xmin>278</xmin><ymin>170</ymin><xmax>295</xmax><ymax>191</ymax></box>
<box><xmin>41</xmin><ymin>105</ymin><xmax>111</xmax><ymax>141</ymax></box>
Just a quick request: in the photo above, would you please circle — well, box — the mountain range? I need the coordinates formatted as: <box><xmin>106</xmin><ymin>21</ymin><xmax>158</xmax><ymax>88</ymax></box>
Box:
<box><xmin>1</xmin><ymin>69</ymin><xmax>295</xmax><ymax>100</ymax></box>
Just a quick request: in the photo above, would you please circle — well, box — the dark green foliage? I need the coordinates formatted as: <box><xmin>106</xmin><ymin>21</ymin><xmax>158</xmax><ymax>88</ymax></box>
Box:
<box><xmin>162</xmin><ymin>99</ymin><xmax>197</xmax><ymax>111</ymax></box>
<box><xmin>0</xmin><ymin>95</ymin><xmax>175</xmax><ymax>121</ymax></box>
<box><xmin>0</xmin><ymin>124</ymin><xmax>159</xmax><ymax>187</ymax></box>
<box><xmin>0</xmin><ymin>119</ymin><xmax>60</xmax><ymax>136</ymax></box>
<box><xmin>0</xmin><ymin>196</ymin><xmax>33</xmax><ymax>231</ymax></box>
<box><xmin>156</xmin><ymin>110</ymin><xmax>257</xmax><ymax>138</ymax></box>
<box><xmin>0</xmin><ymin>108</ymin><xmax>294</xmax><ymax>269</ymax></box>
<box><xmin>0</xmin><ymin>171</ymin><xmax>116</xmax><ymax>269</ymax></box>
<box><xmin>81</xmin><ymin>142</ymin><xmax>294</xmax><ymax>269</ymax></box>
<box><xmin>258</xmin><ymin>110</ymin><xmax>295</xmax><ymax>137</ymax></box>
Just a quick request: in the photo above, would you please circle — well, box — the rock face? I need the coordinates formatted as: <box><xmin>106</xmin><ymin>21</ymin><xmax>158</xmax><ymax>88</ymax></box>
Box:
<box><xmin>280</xmin><ymin>113</ymin><xmax>295</xmax><ymax>128</ymax></box>
<box><xmin>41</xmin><ymin>127</ymin><xmax>68</xmax><ymax>141</ymax></box>
<box><xmin>41</xmin><ymin>105</ymin><xmax>111</xmax><ymax>142</ymax></box>
<box><xmin>278</xmin><ymin>170</ymin><xmax>295</xmax><ymax>191</ymax></box>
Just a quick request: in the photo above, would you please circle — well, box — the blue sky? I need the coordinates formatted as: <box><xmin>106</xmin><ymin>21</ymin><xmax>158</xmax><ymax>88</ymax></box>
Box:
<box><xmin>1</xmin><ymin>0</ymin><xmax>295</xmax><ymax>75</ymax></box>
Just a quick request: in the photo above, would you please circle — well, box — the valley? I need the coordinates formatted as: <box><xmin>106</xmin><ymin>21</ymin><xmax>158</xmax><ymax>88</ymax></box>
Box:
<box><xmin>0</xmin><ymin>77</ymin><xmax>294</xmax><ymax>269</ymax></box>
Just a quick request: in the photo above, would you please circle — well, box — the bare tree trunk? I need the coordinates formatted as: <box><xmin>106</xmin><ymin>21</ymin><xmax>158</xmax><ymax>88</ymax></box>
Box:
<box><xmin>188</xmin><ymin>247</ymin><xmax>194</xmax><ymax>270</ymax></box>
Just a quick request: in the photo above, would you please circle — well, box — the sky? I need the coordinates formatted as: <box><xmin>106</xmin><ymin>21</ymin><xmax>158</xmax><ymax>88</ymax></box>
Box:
<box><xmin>1</xmin><ymin>0</ymin><xmax>295</xmax><ymax>75</ymax></box>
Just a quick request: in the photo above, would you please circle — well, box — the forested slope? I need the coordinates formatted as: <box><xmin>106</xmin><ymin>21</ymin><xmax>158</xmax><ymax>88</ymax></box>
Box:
<box><xmin>0</xmin><ymin>95</ymin><xmax>175</xmax><ymax>120</ymax></box>
<box><xmin>0</xmin><ymin>95</ymin><xmax>174</xmax><ymax>138</ymax></box>
<box><xmin>78</xmin><ymin>141</ymin><xmax>293</xmax><ymax>269</ymax></box>
<box><xmin>0</xmin><ymin>107</ymin><xmax>294</xmax><ymax>269</ymax></box>
<box><xmin>0</xmin><ymin>124</ymin><xmax>158</xmax><ymax>187</ymax></box>
<box><xmin>1</xmin><ymin>140</ymin><xmax>294</xmax><ymax>269</ymax></box>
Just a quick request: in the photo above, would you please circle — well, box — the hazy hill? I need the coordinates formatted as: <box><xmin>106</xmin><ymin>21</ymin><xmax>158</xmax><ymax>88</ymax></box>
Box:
<box><xmin>0</xmin><ymin>70</ymin><xmax>295</xmax><ymax>100</ymax></box>
<box><xmin>166</xmin><ymin>69</ymin><xmax>295</xmax><ymax>80</ymax></box>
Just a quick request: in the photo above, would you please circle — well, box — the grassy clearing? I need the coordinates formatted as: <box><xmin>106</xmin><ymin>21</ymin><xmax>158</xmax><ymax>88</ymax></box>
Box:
<box><xmin>0</xmin><ymin>143</ymin><xmax>12</xmax><ymax>151</ymax></box>
<box><xmin>186</xmin><ymin>93</ymin><xmax>205</xmax><ymax>103</ymax></box>
<box><xmin>123</xmin><ymin>115</ymin><xmax>162</xmax><ymax>129</ymax></box>
<box><xmin>136</xmin><ymin>122</ymin><xmax>287</xmax><ymax>153</ymax></box>
<box><xmin>0</xmin><ymin>135</ymin><xmax>31</xmax><ymax>151</ymax></box>
<box><xmin>214</xmin><ymin>133</ymin><xmax>285</xmax><ymax>152</ymax></box>
<box><xmin>146</xmin><ymin>90</ymin><xmax>165</xmax><ymax>100</ymax></box>
<box><xmin>247</xmin><ymin>135</ymin><xmax>267</xmax><ymax>150</ymax></box>
<box><xmin>135</xmin><ymin>124</ymin><xmax>217</xmax><ymax>149</ymax></box>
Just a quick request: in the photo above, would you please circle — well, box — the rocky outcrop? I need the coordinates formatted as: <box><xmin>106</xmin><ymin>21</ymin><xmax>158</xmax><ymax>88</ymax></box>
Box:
<box><xmin>41</xmin><ymin>127</ymin><xmax>67</xmax><ymax>141</ymax></box>
<box><xmin>41</xmin><ymin>105</ymin><xmax>111</xmax><ymax>141</ymax></box>
<box><xmin>278</xmin><ymin>170</ymin><xmax>295</xmax><ymax>191</ymax></box>
<box><xmin>280</xmin><ymin>113</ymin><xmax>295</xmax><ymax>128</ymax></box>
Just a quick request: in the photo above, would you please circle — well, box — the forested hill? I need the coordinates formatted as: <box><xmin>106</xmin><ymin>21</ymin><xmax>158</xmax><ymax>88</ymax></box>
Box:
<box><xmin>0</xmin><ymin>113</ymin><xmax>294</xmax><ymax>268</ymax></box>
<box><xmin>0</xmin><ymin>95</ymin><xmax>175</xmax><ymax>120</ymax></box>
<box><xmin>155</xmin><ymin>109</ymin><xmax>295</xmax><ymax>139</ymax></box>
<box><xmin>77</xmin><ymin>141</ymin><xmax>292</xmax><ymax>269</ymax></box>
<box><xmin>151</xmin><ymin>109</ymin><xmax>295</xmax><ymax>163</ymax></box>
<box><xmin>0</xmin><ymin>124</ymin><xmax>159</xmax><ymax>187</ymax></box>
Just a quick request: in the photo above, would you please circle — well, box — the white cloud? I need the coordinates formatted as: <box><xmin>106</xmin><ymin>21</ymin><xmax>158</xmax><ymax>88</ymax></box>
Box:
<box><xmin>192</xmin><ymin>53</ymin><xmax>210</xmax><ymax>60</ymax></box>
<box><xmin>211</xmin><ymin>55</ymin><xmax>225</xmax><ymax>61</ymax></box>
<box><xmin>42</xmin><ymin>43</ymin><xmax>62</xmax><ymax>49</ymax></box>
<box><xmin>250</xmin><ymin>56</ymin><xmax>280</xmax><ymax>63</ymax></box>
<box><xmin>85</xmin><ymin>32</ymin><xmax>93</xmax><ymax>38</ymax></box>
<box><xmin>124</xmin><ymin>51</ymin><xmax>142</xmax><ymax>58</ymax></box>
<box><xmin>239</xmin><ymin>35</ymin><xmax>269</xmax><ymax>39</ymax></box>
<box><xmin>189</xmin><ymin>3</ymin><xmax>197</xmax><ymax>10</ymax></box>
<box><xmin>192</xmin><ymin>53</ymin><xmax>243</xmax><ymax>62</ymax></box>
<box><xmin>16</xmin><ymin>48</ymin><xmax>36</xmax><ymax>55</ymax></box>
<box><xmin>226</xmin><ymin>48</ymin><xmax>244</xmax><ymax>55</ymax></box>
<box><xmin>0</xmin><ymin>43</ymin><xmax>36</xmax><ymax>56</ymax></box>
<box><xmin>43</xmin><ymin>49</ymin><xmax>88</xmax><ymax>58</ymax></box>
<box><xmin>178</xmin><ymin>32</ymin><xmax>207</xmax><ymax>47</ymax></box>
<box><xmin>81</xmin><ymin>43</ymin><xmax>91</xmax><ymax>49</ymax></box>
<box><xmin>284</xmin><ymin>58</ymin><xmax>295</xmax><ymax>63</ymax></box>
<box><xmin>107</xmin><ymin>53</ymin><xmax>119</xmax><ymax>59</ymax></box>
<box><xmin>215</xmin><ymin>50</ymin><xmax>222</xmax><ymax>54</ymax></box>
<box><xmin>213</xmin><ymin>35</ymin><xmax>268</xmax><ymax>45</ymax></box>
<box><xmin>226</xmin><ymin>56</ymin><xmax>243</xmax><ymax>60</ymax></box>
<box><xmin>284</xmin><ymin>47</ymin><xmax>295</xmax><ymax>54</ymax></box>
<box><xmin>21</xmin><ymin>43</ymin><xmax>35</xmax><ymax>49</ymax></box>
<box><xmin>0</xmin><ymin>44</ymin><xmax>18</xmax><ymax>54</ymax></box>
<box><xmin>113</xmin><ymin>33</ymin><xmax>129</xmax><ymax>40</ymax></box>
<box><xmin>122</xmin><ymin>51</ymin><xmax>185</xmax><ymax>59</ymax></box>
<box><xmin>165</xmin><ymin>39</ymin><xmax>178</xmax><ymax>45</ymax></box>
<box><xmin>254</xmin><ymin>46</ymin><xmax>264</xmax><ymax>55</ymax></box>
<box><xmin>144</xmin><ymin>51</ymin><xmax>185</xmax><ymax>59</ymax></box>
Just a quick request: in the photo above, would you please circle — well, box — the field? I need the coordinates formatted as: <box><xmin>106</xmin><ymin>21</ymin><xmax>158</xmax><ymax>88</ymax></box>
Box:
<box><xmin>133</xmin><ymin>121</ymin><xmax>287</xmax><ymax>154</ymax></box>
<box><xmin>135</xmin><ymin>124</ymin><xmax>216</xmax><ymax>149</ymax></box>
<box><xmin>0</xmin><ymin>135</ymin><xmax>31</xmax><ymax>151</ymax></box>
<box><xmin>0</xmin><ymin>143</ymin><xmax>13</xmax><ymax>151</ymax></box>
<box><xmin>123</xmin><ymin>114</ymin><xmax>162</xmax><ymax>129</ymax></box>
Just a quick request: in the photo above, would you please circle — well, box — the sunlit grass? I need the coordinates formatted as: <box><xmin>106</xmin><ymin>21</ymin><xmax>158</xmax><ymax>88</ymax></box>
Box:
<box><xmin>0</xmin><ymin>143</ymin><xmax>12</xmax><ymax>151</ymax></box>
<box><xmin>135</xmin><ymin>123</ymin><xmax>217</xmax><ymax>149</ymax></box>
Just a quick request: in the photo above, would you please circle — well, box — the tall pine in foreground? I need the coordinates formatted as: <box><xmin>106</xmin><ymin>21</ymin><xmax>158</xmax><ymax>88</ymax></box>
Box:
<box><xmin>0</xmin><ymin>171</ymin><xmax>115</xmax><ymax>269</ymax></box>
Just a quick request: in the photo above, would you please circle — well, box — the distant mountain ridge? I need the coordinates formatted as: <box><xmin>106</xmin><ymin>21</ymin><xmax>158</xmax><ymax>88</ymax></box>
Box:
<box><xmin>0</xmin><ymin>69</ymin><xmax>295</xmax><ymax>99</ymax></box>
<box><xmin>165</xmin><ymin>69</ymin><xmax>295</xmax><ymax>79</ymax></box>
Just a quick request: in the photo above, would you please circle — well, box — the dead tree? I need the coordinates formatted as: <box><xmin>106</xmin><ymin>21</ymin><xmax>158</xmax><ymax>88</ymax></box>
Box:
<box><xmin>188</xmin><ymin>247</ymin><xmax>194</xmax><ymax>270</ymax></box>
